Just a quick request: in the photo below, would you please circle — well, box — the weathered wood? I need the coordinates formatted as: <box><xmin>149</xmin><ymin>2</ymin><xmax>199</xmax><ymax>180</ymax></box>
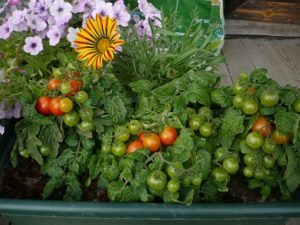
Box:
<box><xmin>225</xmin><ymin>20</ymin><xmax>300</xmax><ymax>37</ymax></box>
<box><xmin>286</xmin><ymin>218</ymin><xmax>300</xmax><ymax>225</ymax></box>
<box><xmin>217</xmin><ymin>62</ymin><xmax>233</xmax><ymax>86</ymax></box>
<box><xmin>222</xmin><ymin>38</ymin><xmax>300</xmax><ymax>86</ymax></box>
<box><xmin>227</xmin><ymin>0</ymin><xmax>300</xmax><ymax>24</ymax></box>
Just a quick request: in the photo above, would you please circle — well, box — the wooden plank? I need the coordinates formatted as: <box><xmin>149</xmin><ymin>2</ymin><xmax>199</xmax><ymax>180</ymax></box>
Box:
<box><xmin>240</xmin><ymin>38</ymin><xmax>298</xmax><ymax>85</ymax></box>
<box><xmin>225</xmin><ymin>20</ymin><xmax>300</xmax><ymax>37</ymax></box>
<box><xmin>217</xmin><ymin>62</ymin><xmax>233</xmax><ymax>86</ymax></box>
<box><xmin>222</xmin><ymin>39</ymin><xmax>256</xmax><ymax>82</ymax></box>
<box><xmin>286</xmin><ymin>218</ymin><xmax>300</xmax><ymax>225</ymax></box>
<box><xmin>227</xmin><ymin>0</ymin><xmax>300</xmax><ymax>24</ymax></box>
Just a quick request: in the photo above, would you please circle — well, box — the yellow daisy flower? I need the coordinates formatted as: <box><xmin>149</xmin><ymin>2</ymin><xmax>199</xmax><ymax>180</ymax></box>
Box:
<box><xmin>74</xmin><ymin>14</ymin><xmax>125</xmax><ymax>70</ymax></box>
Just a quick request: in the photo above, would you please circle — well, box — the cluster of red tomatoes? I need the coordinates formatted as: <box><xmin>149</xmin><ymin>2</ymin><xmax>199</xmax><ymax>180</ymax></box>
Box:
<box><xmin>36</xmin><ymin>78</ymin><xmax>83</xmax><ymax>116</ymax></box>
<box><xmin>102</xmin><ymin>120</ymin><xmax>178</xmax><ymax>157</ymax></box>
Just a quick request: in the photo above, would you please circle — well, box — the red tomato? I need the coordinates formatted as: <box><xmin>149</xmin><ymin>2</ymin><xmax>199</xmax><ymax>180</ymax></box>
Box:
<box><xmin>159</xmin><ymin>126</ymin><xmax>177</xmax><ymax>145</ymax></box>
<box><xmin>47</xmin><ymin>79</ymin><xmax>62</xmax><ymax>91</ymax></box>
<box><xmin>68</xmin><ymin>80</ymin><xmax>83</xmax><ymax>93</ymax></box>
<box><xmin>272</xmin><ymin>129</ymin><xmax>289</xmax><ymax>144</ymax></box>
<box><xmin>49</xmin><ymin>97</ymin><xmax>64</xmax><ymax>116</ymax></box>
<box><xmin>138</xmin><ymin>132</ymin><xmax>145</xmax><ymax>142</ymax></box>
<box><xmin>252</xmin><ymin>117</ymin><xmax>271</xmax><ymax>138</ymax></box>
<box><xmin>143</xmin><ymin>132</ymin><xmax>161</xmax><ymax>153</ymax></box>
<box><xmin>36</xmin><ymin>96</ymin><xmax>51</xmax><ymax>115</ymax></box>
<box><xmin>127</xmin><ymin>140</ymin><xmax>144</xmax><ymax>154</ymax></box>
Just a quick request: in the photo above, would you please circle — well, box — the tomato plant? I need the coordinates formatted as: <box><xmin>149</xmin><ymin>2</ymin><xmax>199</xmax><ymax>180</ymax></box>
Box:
<box><xmin>262</xmin><ymin>138</ymin><xmax>276</xmax><ymax>154</ymax></box>
<box><xmin>272</xmin><ymin>129</ymin><xmax>289</xmax><ymax>144</ymax></box>
<box><xmin>101</xmin><ymin>144</ymin><xmax>112</xmax><ymax>154</ymax></box>
<box><xmin>252</xmin><ymin>117</ymin><xmax>271</xmax><ymax>138</ymax></box>
<box><xmin>115</xmin><ymin>126</ymin><xmax>131</xmax><ymax>142</ymax></box>
<box><xmin>192</xmin><ymin>176</ymin><xmax>202</xmax><ymax>186</ymax></box>
<box><xmin>127</xmin><ymin>140</ymin><xmax>144</xmax><ymax>154</ymax></box>
<box><xmin>232</xmin><ymin>82</ymin><xmax>247</xmax><ymax>94</ymax></box>
<box><xmin>128</xmin><ymin>120</ymin><xmax>144</xmax><ymax>136</ymax></box>
<box><xmin>79</xmin><ymin>108</ymin><xmax>94</xmax><ymax>121</ymax></box>
<box><xmin>212</xmin><ymin>167</ymin><xmax>228</xmax><ymax>183</ymax></box>
<box><xmin>49</xmin><ymin>97</ymin><xmax>64</xmax><ymax>116</ymax></box>
<box><xmin>36</xmin><ymin>96</ymin><xmax>51</xmax><ymax>115</ymax></box>
<box><xmin>147</xmin><ymin>170</ymin><xmax>167</xmax><ymax>191</ymax></box>
<box><xmin>166</xmin><ymin>161</ymin><xmax>184</xmax><ymax>179</ymax></box>
<box><xmin>59</xmin><ymin>82</ymin><xmax>72</xmax><ymax>94</ymax></box>
<box><xmin>69</xmin><ymin>79</ymin><xmax>83</xmax><ymax>93</ymax></box>
<box><xmin>198</xmin><ymin>107</ymin><xmax>213</xmax><ymax>119</ymax></box>
<box><xmin>263</xmin><ymin>155</ymin><xmax>275</xmax><ymax>169</ymax></box>
<box><xmin>243</xmin><ymin>153</ymin><xmax>258</xmax><ymax>167</ymax></box>
<box><xmin>260</xmin><ymin>89</ymin><xmax>279</xmax><ymax>107</ymax></box>
<box><xmin>19</xmin><ymin>150</ymin><xmax>30</xmax><ymax>159</ymax></box>
<box><xmin>47</xmin><ymin>78</ymin><xmax>62</xmax><ymax>91</ymax></box>
<box><xmin>79</xmin><ymin>120</ymin><xmax>94</xmax><ymax>132</ymax></box>
<box><xmin>159</xmin><ymin>126</ymin><xmax>177</xmax><ymax>145</ymax></box>
<box><xmin>243</xmin><ymin>166</ymin><xmax>254</xmax><ymax>178</ymax></box>
<box><xmin>246</xmin><ymin>132</ymin><xmax>264</xmax><ymax>149</ymax></box>
<box><xmin>143</xmin><ymin>132</ymin><xmax>161</xmax><ymax>153</ymax></box>
<box><xmin>39</xmin><ymin>146</ymin><xmax>50</xmax><ymax>157</ymax></box>
<box><xmin>214</xmin><ymin>147</ymin><xmax>228</xmax><ymax>161</ymax></box>
<box><xmin>293</xmin><ymin>98</ymin><xmax>300</xmax><ymax>113</ymax></box>
<box><xmin>232</xmin><ymin>94</ymin><xmax>244</xmax><ymax>108</ymax></box>
<box><xmin>59</xmin><ymin>97</ymin><xmax>73</xmax><ymax>113</ymax></box>
<box><xmin>189</xmin><ymin>115</ymin><xmax>202</xmax><ymax>130</ymax></box>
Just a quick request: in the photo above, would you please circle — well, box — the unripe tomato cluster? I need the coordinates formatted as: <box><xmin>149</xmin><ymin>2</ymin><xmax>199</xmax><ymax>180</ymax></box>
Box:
<box><xmin>102</xmin><ymin>120</ymin><xmax>178</xmax><ymax>157</ymax></box>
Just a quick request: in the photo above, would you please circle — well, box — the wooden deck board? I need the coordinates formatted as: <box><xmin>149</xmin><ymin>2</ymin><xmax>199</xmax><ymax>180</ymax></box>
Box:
<box><xmin>222</xmin><ymin>38</ymin><xmax>300</xmax><ymax>86</ymax></box>
<box><xmin>217</xmin><ymin>61</ymin><xmax>233</xmax><ymax>86</ymax></box>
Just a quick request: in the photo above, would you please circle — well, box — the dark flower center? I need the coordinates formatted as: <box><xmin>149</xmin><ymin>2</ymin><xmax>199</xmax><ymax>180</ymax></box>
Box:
<box><xmin>31</xmin><ymin>43</ymin><xmax>37</xmax><ymax>48</ymax></box>
<box><xmin>57</xmin><ymin>7</ymin><xmax>64</xmax><ymax>13</ymax></box>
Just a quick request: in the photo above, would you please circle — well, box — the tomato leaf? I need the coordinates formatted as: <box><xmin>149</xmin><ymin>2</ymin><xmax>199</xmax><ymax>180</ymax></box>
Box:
<box><xmin>64</xmin><ymin>172</ymin><xmax>82</xmax><ymax>201</ymax></box>
<box><xmin>39</xmin><ymin>123</ymin><xmax>63</xmax><ymax>157</ymax></box>
<box><xmin>129</xmin><ymin>79</ymin><xmax>155</xmax><ymax>95</ymax></box>
<box><xmin>120</xmin><ymin>167</ymin><xmax>133</xmax><ymax>182</ymax></box>
<box><xmin>88</xmin><ymin>155</ymin><xmax>101</xmax><ymax>179</ymax></box>
<box><xmin>43</xmin><ymin>178</ymin><xmax>63</xmax><ymax>199</ymax></box>
<box><xmin>284</xmin><ymin>147</ymin><xmax>300</xmax><ymax>192</ymax></box>
<box><xmin>171</xmin><ymin>128</ymin><xmax>194</xmax><ymax>163</ymax></box>
<box><xmin>280</xmin><ymin>86</ymin><xmax>298</xmax><ymax>107</ymax></box>
<box><xmin>250</xmin><ymin>68</ymin><xmax>268</xmax><ymax>84</ymax></box>
<box><xmin>211</xmin><ymin>87</ymin><xmax>233</xmax><ymax>108</ymax></box>
<box><xmin>275</xmin><ymin>110</ymin><xmax>299</xmax><ymax>140</ymax></box>
<box><xmin>152</xmin><ymin>83</ymin><xmax>176</xmax><ymax>103</ymax></box>
<box><xmin>220</xmin><ymin>108</ymin><xmax>244</xmax><ymax>148</ymax></box>
<box><xmin>183</xmin><ymin>83</ymin><xmax>211</xmax><ymax>106</ymax></box>
<box><xmin>104</xmin><ymin>96</ymin><xmax>128</xmax><ymax>124</ymax></box>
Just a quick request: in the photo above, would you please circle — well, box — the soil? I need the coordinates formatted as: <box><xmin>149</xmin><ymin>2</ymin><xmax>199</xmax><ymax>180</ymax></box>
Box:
<box><xmin>0</xmin><ymin>158</ymin><xmax>280</xmax><ymax>203</ymax></box>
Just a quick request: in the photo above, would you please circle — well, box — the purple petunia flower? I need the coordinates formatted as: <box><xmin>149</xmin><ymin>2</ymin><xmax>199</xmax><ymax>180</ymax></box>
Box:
<box><xmin>23</xmin><ymin>36</ymin><xmax>43</xmax><ymax>55</ymax></box>
<box><xmin>138</xmin><ymin>0</ymin><xmax>161</xmax><ymax>27</ymax></box>
<box><xmin>8</xmin><ymin>0</ymin><xmax>21</xmax><ymax>6</ymax></box>
<box><xmin>136</xmin><ymin>20</ymin><xmax>152</xmax><ymax>38</ymax></box>
<box><xmin>92</xmin><ymin>1</ymin><xmax>114</xmax><ymax>19</ymax></box>
<box><xmin>34</xmin><ymin>1</ymin><xmax>49</xmax><ymax>18</ymax></box>
<box><xmin>0</xmin><ymin>22</ymin><xmax>13</xmax><ymax>40</ymax></box>
<box><xmin>47</xmin><ymin>25</ymin><xmax>61</xmax><ymax>46</ymax></box>
<box><xmin>72</xmin><ymin>0</ymin><xmax>93</xmax><ymax>13</ymax></box>
<box><xmin>0</xmin><ymin>126</ymin><xmax>4</xmax><ymax>135</ymax></box>
<box><xmin>26</xmin><ymin>14</ymin><xmax>47</xmax><ymax>31</ymax></box>
<box><xmin>49</xmin><ymin>0</ymin><xmax>73</xmax><ymax>25</ymax></box>
<box><xmin>10</xmin><ymin>9</ymin><xmax>28</xmax><ymax>26</ymax></box>
<box><xmin>66</xmin><ymin>27</ymin><xmax>79</xmax><ymax>48</ymax></box>
<box><xmin>113</xmin><ymin>0</ymin><xmax>131</xmax><ymax>27</ymax></box>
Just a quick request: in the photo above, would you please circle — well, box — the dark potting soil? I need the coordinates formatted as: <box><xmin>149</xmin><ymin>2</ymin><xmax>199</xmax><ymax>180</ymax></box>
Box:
<box><xmin>0</xmin><ymin>158</ymin><xmax>280</xmax><ymax>203</ymax></box>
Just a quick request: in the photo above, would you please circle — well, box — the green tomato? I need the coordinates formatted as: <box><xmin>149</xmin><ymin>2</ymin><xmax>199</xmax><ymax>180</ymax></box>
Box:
<box><xmin>277</xmin><ymin>152</ymin><xmax>287</xmax><ymax>167</ymax></box>
<box><xmin>254</xmin><ymin>167</ymin><xmax>266</xmax><ymax>180</ymax></box>
<box><xmin>246</xmin><ymin>132</ymin><xmax>264</xmax><ymax>149</ymax></box>
<box><xmin>147</xmin><ymin>170</ymin><xmax>167</xmax><ymax>191</ymax></box>
<box><xmin>232</xmin><ymin>82</ymin><xmax>247</xmax><ymax>94</ymax></box>
<box><xmin>39</xmin><ymin>146</ymin><xmax>50</xmax><ymax>157</ymax></box>
<box><xmin>119</xmin><ymin>158</ymin><xmax>135</xmax><ymax>170</ymax></box>
<box><xmin>166</xmin><ymin>161</ymin><xmax>184</xmax><ymax>179</ymax></box>
<box><xmin>84</xmin><ymin>177</ymin><xmax>92</xmax><ymax>187</ymax></box>
<box><xmin>79</xmin><ymin>120</ymin><xmax>94</xmax><ymax>132</ymax></box>
<box><xmin>263</xmin><ymin>155</ymin><xmax>275</xmax><ymax>169</ymax></box>
<box><xmin>214</xmin><ymin>147</ymin><xmax>228</xmax><ymax>161</ymax></box>
<box><xmin>198</xmin><ymin>107</ymin><xmax>213</xmax><ymax>119</ymax></box>
<box><xmin>223</xmin><ymin>157</ymin><xmax>239</xmax><ymax>175</ymax></box>
<box><xmin>128</xmin><ymin>120</ymin><xmax>144</xmax><ymax>136</ymax></box>
<box><xmin>242</xmin><ymin>99</ymin><xmax>259</xmax><ymax>115</ymax></box>
<box><xmin>192</xmin><ymin>176</ymin><xmax>202</xmax><ymax>187</ymax></box>
<box><xmin>63</xmin><ymin>111</ymin><xmax>80</xmax><ymax>127</ymax></box>
<box><xmin>260</xmin><ymin>90</ymin><xmax>279</xmax><ymax>107</ymax></box>
<box><xmin>167</xmin><ymin>179</ymin><xmax>180</xmax><ymax>192</ymax></box>
<box><xmin>74</xmin><ymin>91</ymin><xmax>89</xmax><ymax>104</ymax></box>
<box><xmin>262</xmin><ymin>138</ymin><xmax>276</xmax><ymax>155</ymax></box>
<box><xmin>243</xmin><ymin>166</ymin><xmax>254</xmax><ymax>178</ymax></box>
<box><xmin>189</xmin><ymin>115</ymin><xmax>203</xmax><ymax>130</ymax></box>
<box><xmin>233</xmin><ymin>94</ymin><xmax>244</xmax><ymax>108</ymax></box>
<box><xmin>19</xmin><ymin>149</ymin><xmax>30</xmax><ymax>159</ymax></box>
<box><xmin>237</xmin><ymin>72</ymin><xmax>249</xmax><ymax>82</ymax></box>
<box><xmin>212</xmin><ymin>167</ymin><xmax>228</xmax><ymax>183</ymax></box>
<box><xmin>243</xmin><ymin>153</ymin><xmax>258</xmax><ymax>167</ymax></box>
<box><xmin>183</xmin><ymin>177</ymin><xmax>192</xmax><ymax>187</ymax></box>
<box><xmin>59</xmin><ymin>82</ymin><xmax>71</xmax><ymax>94</ymax></box>
<box><xmin>115</xmin><ymin>126</ymin><xmax>130</xmax><ymax>142</ymax></box>
<box><xmin>293</xmin><ymin>98</ymin><xmax>300</xmax><ymax>113</ymax></box>
<box><xmin>111</xmin><ymin>142</ymin><xmax>127</xmax><ymax>156</ymax></box>
<box><xmin>101</xmin><ymin>144</ymin><xmax>111</xmax><ymax>154</ymax></box>
<box><xmin>79</xmin><ymin>108</ymin><xmax>94</xmax><ymax>121</ymax></box>
<box><xmin>185</xmin><ymin>128</ymin><xmax>195</xmax><ymax>136</ymax></box>
<box><xmin>199</xmin><ymin>123</ymin><xmax>213</xmax><ymax>137</ymax></box>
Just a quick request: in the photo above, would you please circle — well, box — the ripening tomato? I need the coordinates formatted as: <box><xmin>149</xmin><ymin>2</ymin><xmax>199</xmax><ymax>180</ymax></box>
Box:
<box><xmin>272</xmin><ymin>129</ymin><xmax>289</xmax><ymax>144</ymax></box>
<box><xmin>47</xmin><ymin>79</ymin><xmax>62</xmax><ymax>91</ymax></box>
<box><xmin>49</xmin><ymin>97</ymin><xmax>64</xmax><ymax>116</ymax></box>
<box><xmin>260</xmin><ymin>90</ymin><xmax>279</xmax><ymax>107</ymax></box>
<box><xmin>127</xmin><ymin>140</ymin><xmax>144</xmax><ymax>154</ymax></box>
<box><xmin>143</xmin><ymin>132</ymin><xmax>161</xmax><ymax>153</ymax></box>
<box><xmin>36</xmin><ymin>96</ymin><xmax>51</xmax><ymax>115</ymax></box>
<box><xmin>68</xmin><ymin>79</ymin><xmax>83</xmax><ymax>93</ymax></box>
<box><xmin>138</xmin><ymin>132</ymin><xmax>145</xmax><ymax>142</ymax></box>
<box><xmin>159</xmin><ymin>126</ymin><xmax>177</xmax><ymax>145</ymax></box>
<box><xmin>59</xmin><ymin>97</ymin><xmax>73</xmax><ymax>113</ymax></box>
<box><xmin>252</xmin><ymin>117</ymin><xmax>271</xmax><ymax>138</ymax></box>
